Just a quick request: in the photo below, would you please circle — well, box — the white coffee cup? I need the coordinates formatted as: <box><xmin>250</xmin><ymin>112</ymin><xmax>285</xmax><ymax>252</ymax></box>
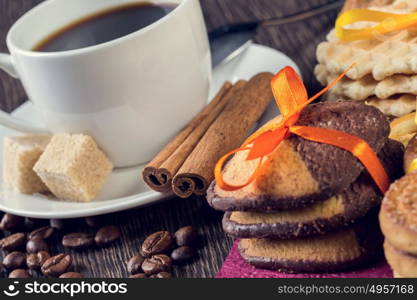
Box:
<box><xmin>0</xmin><ymin>0</ymin><xmax>211</xmax><ymax>167</ymax></box>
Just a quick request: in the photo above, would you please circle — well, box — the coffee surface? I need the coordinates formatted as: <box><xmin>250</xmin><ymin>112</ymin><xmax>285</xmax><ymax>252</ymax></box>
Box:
<box><xmin>33</xmin><ymin>2</ymin><xmax>176</xmax><ymax>52</ymax></box>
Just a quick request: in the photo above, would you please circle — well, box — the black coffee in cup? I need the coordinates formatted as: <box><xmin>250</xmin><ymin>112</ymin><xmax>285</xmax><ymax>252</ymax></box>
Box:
<box><xmin>33</xmin><ymin>2</ymin><xmax>177</xmax><ymax>52</ymax></box>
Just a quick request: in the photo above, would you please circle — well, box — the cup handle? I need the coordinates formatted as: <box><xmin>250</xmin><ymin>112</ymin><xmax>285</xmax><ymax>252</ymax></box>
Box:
<box><xmin>0</xmin><ymin>53</ymin><xmax>18</xmax><ymax>78</ymax></box>
<box><xmin>0</xmin><ymin>53</ymin><xmax>49</xmax><ymax>134</ymax></box>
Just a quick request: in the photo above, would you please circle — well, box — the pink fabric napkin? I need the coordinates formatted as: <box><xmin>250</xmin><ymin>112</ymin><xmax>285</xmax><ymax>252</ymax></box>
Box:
<box><xmin>217</xmin><ymin>240</ymin><xmax>393</xmax><ymax>278</ymax></box>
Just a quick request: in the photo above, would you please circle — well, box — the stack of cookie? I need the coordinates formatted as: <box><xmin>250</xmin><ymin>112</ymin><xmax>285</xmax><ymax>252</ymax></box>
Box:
<box><xmin>380</xmin><ymin>135</ymin><xmax>417</xmax><ymax>278</ymax></box>
<box><xmin>207</xmin><ymin>101</ymin><xmax>404</xmax><ymax>273</ymax></box>
<box><xmin>315</xmin><ymin>0</ymin><xmax>417</xmax><ymax>118</ymax></box>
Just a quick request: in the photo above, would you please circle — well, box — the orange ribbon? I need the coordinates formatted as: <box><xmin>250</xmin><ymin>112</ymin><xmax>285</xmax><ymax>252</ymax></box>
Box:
<box><xmin>214</xmin><ymin>66</ymin><xmax>390</xmax><ymax>193</ymax></box>
<box><xmin>335</xmin><ymin>9</ymin><xmax>417</xmax><ymax>42</ymax></box>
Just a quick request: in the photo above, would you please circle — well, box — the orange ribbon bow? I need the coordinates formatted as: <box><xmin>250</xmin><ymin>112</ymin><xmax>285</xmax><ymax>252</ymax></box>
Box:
<box><xmin>214</xmin><ymin>67</ymin><xmax>390</xmax><ymax>194</ymax></box>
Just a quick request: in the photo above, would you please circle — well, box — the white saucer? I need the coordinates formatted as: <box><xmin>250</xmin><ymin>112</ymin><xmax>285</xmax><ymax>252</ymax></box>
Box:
<box><xmin>0</xmin><ymin>43</ymin><xmax>299</xmax><ymax>219</ymax></box>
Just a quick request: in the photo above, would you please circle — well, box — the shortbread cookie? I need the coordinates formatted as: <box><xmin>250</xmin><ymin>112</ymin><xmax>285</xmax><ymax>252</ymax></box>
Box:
<box><xmin>380</xmin><ymin>171</ymin><xmax>417</xmax><ymax>254</ymax></box>
<box><xmin>223</xmin><ymin>140</ymin><xmax>404</xmax><ymax>239</ymax></box>
<box><xmin>34</xmin><ymin>134</ymin><xmax>113</xmax><ymax>202</ymax></box>
<box><xmin>239</xmin><ymin>212</ymin><xmax>383</xmax><ymax>273</ymax></box>
<box><xmin>208</xmin><ymin>101</ymin><xmax>389</xmax><ymax>212</ymax></box>
<box><xmin>375</xmin><ymin>75</ymin><xmax>417</xmax><ymax>99</ymax></box>
<box><xmin>3</xmin><ymin>135</ymin><xmax>51</xmax><ymax>194</ymax></box>
<box><xmin>384</xmin><ymin>241</ymin><xmax>417</xmax><ymax>278</ymax></box>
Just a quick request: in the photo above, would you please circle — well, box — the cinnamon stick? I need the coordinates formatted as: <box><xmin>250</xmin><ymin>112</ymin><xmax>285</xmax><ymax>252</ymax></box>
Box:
<box><xmin>142</xmin><ymin>82</ymin><xmax>233</xmax><ymax>192</ymax></box>
<box><xmin>172</xmin><ymin>72</ymin><xmax>274</xmax><ymax>198</ymax></box>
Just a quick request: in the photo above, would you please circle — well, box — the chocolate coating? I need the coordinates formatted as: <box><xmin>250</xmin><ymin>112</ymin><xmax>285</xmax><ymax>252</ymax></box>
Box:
<box><xmin>239</xmin><ymin>210</ymin><xmax>384</xmax><ymax>273</ymax></box>
<box><xmin>208</xmin><ymin>101</ymin><xmax>390</xmax><ymax>212</ymax></box>
<box><xmin>222</xmin><ymin>140</ymin><xmax>404</xmax><ymax>239</ymax></box>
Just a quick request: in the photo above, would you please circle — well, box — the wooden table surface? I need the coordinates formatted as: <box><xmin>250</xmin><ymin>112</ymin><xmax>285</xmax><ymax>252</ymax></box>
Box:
<box><xmin>0</xmin><ymin>0</ymin><xmax>342</xmax><ymax>278</ymax></box>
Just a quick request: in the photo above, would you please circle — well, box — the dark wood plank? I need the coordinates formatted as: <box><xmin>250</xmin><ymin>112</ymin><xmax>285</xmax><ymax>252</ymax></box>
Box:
<box><xmin>0</xmin><ymin>0</ymin><xmax>340</xmax><ymax>278</ymax></box>
<box><xmin>0</xmin><ymin>0</ymin><xmax>43</xmax><ymax>113</ymax></box>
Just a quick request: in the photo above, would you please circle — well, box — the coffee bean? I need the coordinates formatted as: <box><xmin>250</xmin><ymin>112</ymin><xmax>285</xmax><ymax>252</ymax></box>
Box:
<box><xmin>9</xmin><ymin>269</ymin><xmax>30</xmax><ymax>278</ymax></box>
<box><xmin>41</xmin><ymin>254</ymin><xmax>71</xmax><ymax>277</ymax></box>
<box><xmin>3</xmin><ymin>251</ymin><xmax>26</xmax><ymax>270</ymax></box>
<box><xmin>129</xmin><ymin>273</ymin><xmax>147</xmax><ymax>278</ymax></box>
<box><xmin>62</xmin><ymin>233</ymin><xmax>94</xmax><ymax>249</ymax></box>
<box><xmin>0</xmin><ymin>214</ymin><xmax>24</xmax><ymax>231</ymax></box>
<box><xmin>171</xmin><ymin>246</ymin><xmax>194</xmax><ymax>263</ymax></box>
<box><xmin>0</xmin><ymin>233</ymin><xmax>26</xmax><ymax>252</ymax></box>
<box><xmin>150</xmin><ymin>272</ymin><xmax>172</xmax><ymax>278</ymax></box>
<box><xmin>142</xmin><ymin>231</ymin><xmax>174</xmax><ymax>256</ymax></box>
<box><xmin>127</xmin><ymin>255</ymin><xmax>145</xmax><ymax>275</ymax></box>
<box><xmin>25</xmin><ymin>218</ymin><xmax>37</xmax><ymax>230</ymax></box>
<box><xmin>94</xmin><ymin>225</ymin><xmax>121</xmax><ymax>246</ymax></box>
<box><xmin>25</xmin><ymin>218</ymin><xmax>47</xmax><ymax>230</ymax></box>
<box><xmin>27</xmin><ymin>251</ymin><xmax>50</xmax><ymax>270</ymax></box>
<box><xmin>29</xmin><ymin>226</ymin><xmax>55</xmax><ymax>240</ymax></box>
<box><xmin>50</xmin><ymin>219</ymin><xmax>65</xmax><ymax>230</ymax></box>
<box><xmin>26</xmin><ymin>238</ymin><xmax>49</xmax><ymax>253</ymax></box>
<box><xmin>141</xmin><ymin>254</ymin><xmax>172</xmax><ymax>275</ymax></box>
<box><xmin>174</xmin><ymin>226</ymin><xmax>198</xmax><ymax>247</ymax></box>
<box><xmin>85</xmin><ymin>216</ymin><xmax>104</xmax><ymax>227</ymax></box>
<box><xmin>59</xmin><ymin>272</ymin><xmax>83</xmax><ymax>278</ymax></box>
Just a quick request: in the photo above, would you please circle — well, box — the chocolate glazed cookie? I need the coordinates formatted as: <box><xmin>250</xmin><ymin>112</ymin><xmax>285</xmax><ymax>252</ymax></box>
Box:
<box><xmin>238</xmin><ymin>210</ymin><xmax>384</xmax><ymax>273</ymax></box>
<box><xmin>223</xmin><ymin>140</ymin><xmax>404</xmax><ymax>239</ymax></box>
<box><xmin>207</xmin><ymin>101</ymin><xmax>390</xmax><ymax>212</ymax></box>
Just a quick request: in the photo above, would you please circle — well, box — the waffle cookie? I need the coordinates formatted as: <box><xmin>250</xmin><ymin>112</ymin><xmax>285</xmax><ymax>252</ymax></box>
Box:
<box><xmin>238</xmin><ymin>212</ymin><xmax>383</xmax><ymax>273</ymax></box>
<box><xmin>326</xmin><ymin>89</ymin><xmax>416</xmax><ymax>118</ymax></box>
<box><xmin>365</xmin><ymin>95</ymin><xmax>416</xmax><ymax>117</ymax></box>
<box><xmin>317</xmin><ymin>22</ymin><xmax>417</xmax><ymax>81</ymax></box>
<box><xmin>317</xmin><ymin>65</ymin><xmax>417</xmax><ymax>101</ymax></box>
<box><xmin>223</xmin><ymin>140</ymin><xmax>404</xmax><ymax>239</ymax></box>
<box><xmin>207</xmin><ymin>101</ymin><xmax>389</xmax><ymax>212</ymax></box>
<box><xmin>384</xmin><ymin>241</ymin><xmax>417</xmax><ymax>278</ymax></box>
<box><xmin>317</xmin><ymin>62</ymin><xmax>417</xmax><ymax>118</ymax></box>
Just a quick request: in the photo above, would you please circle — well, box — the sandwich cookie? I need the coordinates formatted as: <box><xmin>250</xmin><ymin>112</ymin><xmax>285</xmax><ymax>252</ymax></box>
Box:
<box><xmin>223</xmin><ymin>140</ymin><xmax>404</xmax><ymax>239</ymax></box>
<box><xmin>238</xmin><ymin>211</ymin><xmax>383</xmax><ymax>273</ymax></box>
<box><xmin>208</xmin><ymin>101</ymin><xmax>390</xmax><ymax>212</ymax></box>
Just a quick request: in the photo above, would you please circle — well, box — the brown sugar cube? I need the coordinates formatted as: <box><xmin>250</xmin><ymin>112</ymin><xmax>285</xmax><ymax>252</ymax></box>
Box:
<box><xmin>3</xmin><ymin>135</ymin><xmax>51</xmax><ymax>194</ymax></box>
<box><xmin>33</xmin><ymin>134</ymin><xmax>113</xmax><ymax>202</ymax></box>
